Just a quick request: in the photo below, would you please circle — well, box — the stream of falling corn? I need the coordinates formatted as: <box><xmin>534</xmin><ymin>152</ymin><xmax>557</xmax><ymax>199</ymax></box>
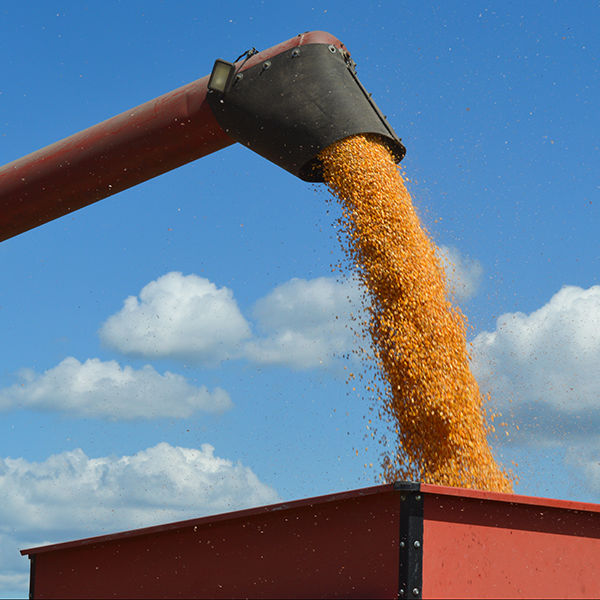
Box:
<box><xmin>319</xmin><ymin>134</ymin><xmax>513</xmax><ymax>493</ymax></box>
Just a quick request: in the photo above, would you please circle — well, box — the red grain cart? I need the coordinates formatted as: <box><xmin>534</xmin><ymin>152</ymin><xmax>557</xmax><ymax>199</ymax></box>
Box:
<box><xmin>21</xmin><ymin>482</ymin><xmax>600</xmax><ymax>599</ymax></box>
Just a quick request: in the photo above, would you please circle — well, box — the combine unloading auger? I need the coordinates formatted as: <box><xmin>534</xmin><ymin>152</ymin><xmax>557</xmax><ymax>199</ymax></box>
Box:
<box><xmin>0</xmin><ymin>31</ymin><xmax>404</xmax><ymax>243</ymax></box>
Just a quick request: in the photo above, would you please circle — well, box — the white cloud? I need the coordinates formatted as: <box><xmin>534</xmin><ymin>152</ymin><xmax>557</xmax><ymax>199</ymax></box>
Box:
<box><xmin>1</xmin><ymin>443</ymin><xmax>280</xmax><ymax>597</ymax></box>
<box><xmin>1</xmin><ymin>442</ymin><xmax>279</xmax><ymax>532</ymax></box>
<box><xmin>100</xmin><ymin>272</ymin><xmax>366</xmax><ymax>372</ymax></box>
<box><xmin>0</xmin><ymin>275</ymin><xmax>370</xmax><ymax>422</ymax></box>
<box><xmin>243</xmin><ymin>277</ymin><xmax>365</xmax><ymax>370</ymax></box>
<box><xmin>0</xmin><ymin>533</ymin><xmax>30</xmax><ymax>600</ymax></box>
<box><xmin>576</xmin><ymin>442</ymin><xmax>600</xmax><ymax>493</ymax></box>
<box><xmin>0</xmin><ymin>357</ymin><xmax>232</xmax><ymax>419</ymax></box>
<box><xmin>99</xmin><ymin>272</ymin><xmax>252</xmax><ymax>365</ymax></box>
<box><xmin>438</xmin><ymin>245</ymin><xmax>483</xmax><ymax>301</ymax></box>
<box><xmin>471</xmin><ymin>285</ymin><xmax>600</xmax><ymax>439</ymax></box>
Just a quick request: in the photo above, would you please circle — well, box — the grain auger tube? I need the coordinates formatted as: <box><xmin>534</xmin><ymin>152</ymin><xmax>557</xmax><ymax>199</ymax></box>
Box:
<box><xmin>0</xmin><ymin>31</ymin><xmax>405</xmax><ymax>243</ymax></box>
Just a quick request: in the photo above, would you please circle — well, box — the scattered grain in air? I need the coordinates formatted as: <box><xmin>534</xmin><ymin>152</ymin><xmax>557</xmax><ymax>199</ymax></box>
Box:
<box><xmin>319</xmin><ymin>134</ymin><xmax>513</xmax><ymax>493</ymax></box>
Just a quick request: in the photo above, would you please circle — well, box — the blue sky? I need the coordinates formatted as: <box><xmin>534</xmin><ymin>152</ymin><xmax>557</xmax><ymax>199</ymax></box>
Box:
<box><xmin>1</xmin><ymin>1</ymin><xmax>599</xmax><ymax>596</ymax></box>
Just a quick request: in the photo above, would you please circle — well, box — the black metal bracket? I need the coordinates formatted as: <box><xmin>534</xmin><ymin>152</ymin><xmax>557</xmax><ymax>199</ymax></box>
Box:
<box><xmin>395</xmin><ymin>481</ymin><xmax>424</xmax><ymax>599</ymax></box>
<box><xmin>28</xmin><ymin>554</ymin><xmax>36</xmax><ymax>599</ymax></box>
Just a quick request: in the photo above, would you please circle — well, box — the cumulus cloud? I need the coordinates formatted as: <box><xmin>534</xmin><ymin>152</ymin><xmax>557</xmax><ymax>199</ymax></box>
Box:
<box><xmin>2</xmin><ymin>442</ymin><xmax>279</xmax><ymax>532</ymax></box>
<box><xmin>0</xmin><ymin>357</ymin><xmax>232</xmax><ymax>419</ymax></box>
<box><xmin>99</xmin><ymin>272</ymin><xmax>252</xmax><ymax>365</ymax></box>
<box><xmin>438</xmin><ymin>245</ymin><xmax>483</xmax><ymax>301</ymax></box>
<box><xmin>1</xmin><ymin>275</ymin><xmax>370</xmax><ymax>422</ymax></box>
<box><xmin>100</xmin><ymin>272</ymin><xmax>366</xmax><ymax>372</ymax></box>
<box><xmin>243</xmin><ymin>277</ymin><xmax>365</xmax><ymax>370</ymax></box>
<box><xmin>471</xmin><ymin>285</ymin><xmax>600</xmax><ymax>440</ymax></box>
<box><xmin>1</xmin><ymin>443</ymin><xmax>279</xmax><ymax>596</ymax></box>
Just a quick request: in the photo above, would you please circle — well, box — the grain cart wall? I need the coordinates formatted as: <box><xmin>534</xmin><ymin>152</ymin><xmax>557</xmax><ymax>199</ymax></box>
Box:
<box><xmin>21</xmin><ymin>482</ymin><xmax>600</xmax><ymax>599</ymax></box>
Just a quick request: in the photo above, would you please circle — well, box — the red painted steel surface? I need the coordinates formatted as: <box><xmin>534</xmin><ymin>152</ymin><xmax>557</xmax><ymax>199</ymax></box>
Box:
<box><xmin>0</xmin><ymin>77</ymin><xmax>232</xmax><ymax>243</ymax></box>
<box><xmin>21</xmin><ymin>483</ymin><xmax>600</xmax><ymax>598</ymax></box>
<box><xmin>23</xmin><ymin>484</ymin><xmax>400</xmax><ymax>599</ymax></box>
<box><xmin>421</xmin><ymin>486</ymin><xmax>600</xmax><ymax>599</ymax></box>
<box><xmin>0</xmin><ymin>31</ymin><xmax>345</xmax><ymax>243</ymax></box>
